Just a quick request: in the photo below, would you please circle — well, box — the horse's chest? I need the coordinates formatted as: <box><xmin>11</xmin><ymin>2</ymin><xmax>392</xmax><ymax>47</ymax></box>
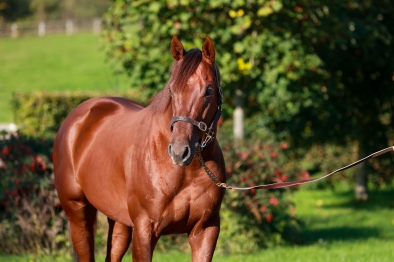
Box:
<box><xmin>155</xmin><ymin>186</ymin><xmax>219</xmax><ymax>234</ymax></box>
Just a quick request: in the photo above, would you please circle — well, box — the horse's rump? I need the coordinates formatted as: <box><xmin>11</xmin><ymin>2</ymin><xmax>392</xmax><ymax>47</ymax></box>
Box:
<box><xmin>54</xmin><ymin>97</ymin><xmax>144</xmax><ymax>226</ymax></box>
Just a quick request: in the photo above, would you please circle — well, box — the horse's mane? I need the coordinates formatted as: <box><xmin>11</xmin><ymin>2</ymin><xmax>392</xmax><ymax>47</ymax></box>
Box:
<box><xmin>150</xmin><ymin>48</ymin><xmax>202</xmax><ymax>113</ymax></box>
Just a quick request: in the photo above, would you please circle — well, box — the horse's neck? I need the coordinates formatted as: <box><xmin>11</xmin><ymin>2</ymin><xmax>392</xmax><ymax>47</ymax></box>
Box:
<box><xmin>144</xmin><ymin>104</ymin><xmax>173</xmax><ymax>149</ymax></box>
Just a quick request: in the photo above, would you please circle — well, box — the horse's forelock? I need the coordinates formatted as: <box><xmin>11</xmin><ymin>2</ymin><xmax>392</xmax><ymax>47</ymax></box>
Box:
<box><xmin>150</xmin><ymin>49</ymin><xmax>203</xmax><ymax>113</ymax></box>
<box><xmin>171</xmin><ymin>48</ymin><xmax>202</xmax><ymax>92</ymax></box>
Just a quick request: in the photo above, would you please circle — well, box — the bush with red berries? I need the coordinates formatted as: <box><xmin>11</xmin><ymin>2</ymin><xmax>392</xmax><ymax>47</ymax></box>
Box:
<box><xmin>0</xmin><ymin>131</ymin><xmax>67</xmax><ymax>254</ymax></box>
<box><xmin>217</xmin><ymin>138</ymin><xmax>307</xmax><ymax>253</ymax></box>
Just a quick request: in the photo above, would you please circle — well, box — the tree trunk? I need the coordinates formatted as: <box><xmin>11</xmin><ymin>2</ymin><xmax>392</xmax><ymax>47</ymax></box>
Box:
<box><xmin>354</xmin><ymin>143</ymin><xmax>368</xmax><ymax>200</ymax></box>
<box><xmin>64</xmin><ymin>0</ymin><xmax>75</xmax><ymax>19</ymax></box>
<box><xmin>37</xmin><ymin>3</ymin><xmax>45</xmax><ymax>21</ymax></box>
<box><xmin>233</xmin><ymin>89</ymin><xmax>244</xmax><ymax>141</ymax></box>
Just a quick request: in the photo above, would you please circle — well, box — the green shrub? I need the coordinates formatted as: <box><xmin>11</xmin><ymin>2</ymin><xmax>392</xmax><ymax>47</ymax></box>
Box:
<box><xmin>12</xmin><ymin>92</ymin><xmax>90</xmax><ymax>138</ymax></box>
<box><xmin>12</xmin><ymin>91</ymin><xmax>142</xmax><ymax>138</ymax></box>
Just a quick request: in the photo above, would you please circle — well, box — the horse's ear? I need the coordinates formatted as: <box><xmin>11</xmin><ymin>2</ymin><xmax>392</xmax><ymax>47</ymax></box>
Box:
<box><xmin>202</xmin><ymin>36</ymin><xmax>215</xmax><ymax>63</ymax></box>
<box><xmin>171</xmin><ymin>35</ymin><xmax>186</xmax><ymax>61</ymax></box>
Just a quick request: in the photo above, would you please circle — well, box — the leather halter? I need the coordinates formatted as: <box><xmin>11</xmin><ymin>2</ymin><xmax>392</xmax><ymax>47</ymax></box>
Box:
<box><xmin>170</xmin><ymin>64</ymin><xmax>223</xmax><ymax>149</ymax></box>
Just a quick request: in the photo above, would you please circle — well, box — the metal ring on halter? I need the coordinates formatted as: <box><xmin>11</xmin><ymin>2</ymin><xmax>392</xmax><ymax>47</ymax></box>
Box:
<box><xmin>200</xmin><ymin>135</ymin><xmax>213</xmax><ymax>148</ymax></box>
<box><xmin>198</xmin><ymin>122</ymin><xmax>208</xmax><ymax>132</ymax></box>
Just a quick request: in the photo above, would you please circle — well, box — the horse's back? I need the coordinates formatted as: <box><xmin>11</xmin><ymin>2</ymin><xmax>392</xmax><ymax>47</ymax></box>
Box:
<box><xmin>57</xmin><ymin>96</ymin><xmax>143</xmax><ymax>138</ymax></box>
<box><xmin>64</xmin><ymin>96</ymin><xmax>144</xmax><ymax>124</ymax></box>
<box><xmin>53</xmin><ymin>96</ymin><xmax>144</xmax><ymax>226</ymax></box>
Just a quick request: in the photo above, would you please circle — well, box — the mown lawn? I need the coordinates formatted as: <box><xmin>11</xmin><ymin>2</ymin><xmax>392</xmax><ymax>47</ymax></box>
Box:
<box><xmin>0</xmin><ymin>33</ymin><xmax>130</xmax><ymax>122</ymax></box>
<box><xmin>2</xmin><ymin>187</ymin><xmax>394</xmax><ymax>261</ymax></box>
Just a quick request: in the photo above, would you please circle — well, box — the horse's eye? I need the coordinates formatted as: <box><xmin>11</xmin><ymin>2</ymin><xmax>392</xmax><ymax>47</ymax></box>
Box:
<box><xmin>205</xmin><ymin>85</ymin><xmax>213</xmax><ymax>97</ymax></box>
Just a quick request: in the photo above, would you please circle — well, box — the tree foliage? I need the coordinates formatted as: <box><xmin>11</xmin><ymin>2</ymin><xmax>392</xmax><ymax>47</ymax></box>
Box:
<box><xmin>102</xmin><ymin>0</ymin><xmax>326</xmax><ymax>110</ymax></box>
<box><xmin>0</xmin><ymin>0</ymin><xmax>31</xmax><ymax>22</ymax></box>
<box><xmin>0</xmin><ymin>0</ymin><xmax>111</xmax><ymax>22</ymax></box>
<box><xmin>102</xmin><ymin>0</ymin><xmax>394</xmax><ymax>163</ymax></box>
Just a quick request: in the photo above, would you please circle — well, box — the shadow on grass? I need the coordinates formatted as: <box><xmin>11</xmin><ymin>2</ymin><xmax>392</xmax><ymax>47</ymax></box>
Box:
<box><xmin>286</xmin><ymin>189</ymin><xmax>394</xmax><ymax>246</ymax></box>
<box><xmin>321</xmin><ymin>190</ymin><xmax>394</xmax><ymax>210</ymax></box>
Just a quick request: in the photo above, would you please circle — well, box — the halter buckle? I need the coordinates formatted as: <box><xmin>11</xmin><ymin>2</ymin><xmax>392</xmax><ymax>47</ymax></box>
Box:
<box><xmin>198</xmin><ymin>122</ymin><xmax>208</xmax><ymax>132</ymax></box>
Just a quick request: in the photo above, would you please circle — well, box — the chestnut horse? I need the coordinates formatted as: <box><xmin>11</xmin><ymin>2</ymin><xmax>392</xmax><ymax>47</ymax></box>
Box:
<box><xmin>53</xmin><ymin>36</ymin><xmax>226</xmax><ymax>262</ymax></box>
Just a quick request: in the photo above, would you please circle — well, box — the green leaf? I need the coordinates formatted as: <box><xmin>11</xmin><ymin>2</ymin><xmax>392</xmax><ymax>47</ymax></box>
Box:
<box><xmin>257</xmin><ymin>6</ymin><xmax>273</xmax><ymax>17</ymax></box>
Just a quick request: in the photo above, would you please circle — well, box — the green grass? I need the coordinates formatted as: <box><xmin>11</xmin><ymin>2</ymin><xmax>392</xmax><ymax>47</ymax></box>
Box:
<box><xmin>291</xmin><ymin>186</ymin><xmax>394</xmax><ymax>243</ymax></box>
<box><xmin>0</xmin><ymin>33</ymin><xmax>130</xmax><ymax>122</ymax></box>
<box><xmin>2</xmin><ymin>188</ymin><xmax>394</xmax><ymax>261</ymax></box>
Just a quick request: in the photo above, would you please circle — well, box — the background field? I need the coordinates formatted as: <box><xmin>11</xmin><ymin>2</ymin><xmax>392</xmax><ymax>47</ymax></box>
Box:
<box><xmin>2</xmin><ymin>187</ymin><xmax>394</xmax><ymax>261</ymax></box>
<box><xmin>0</xmin><ymin>33</ymin><xmax>130</xmax><ymax>122</ymax></box>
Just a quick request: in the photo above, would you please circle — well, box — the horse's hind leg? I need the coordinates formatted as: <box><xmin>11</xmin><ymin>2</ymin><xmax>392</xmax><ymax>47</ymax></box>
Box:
<box><xmin>105</xmin><ymin>218</ymin><xmax>132</xmax><ymax>262</ymax></box>
<box><xmin>56</xmin><ymin>175</ymin><xmax>97</xmax><ymax>262</ymax></box>
<box><xmin>65</xmin><ymin>199</ymin><xmax>97</xmax><ymax>262</ymax></box>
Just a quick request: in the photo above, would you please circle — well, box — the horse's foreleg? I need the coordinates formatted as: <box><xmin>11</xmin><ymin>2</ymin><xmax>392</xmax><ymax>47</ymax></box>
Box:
<box><xmin>105</xmin><ymin>218</ymin><xmax>132</xmax><ymax>262</ymax></box>
<box><xmin>188</xmin><ymin>214</ymin><xmax>220</xmax><ymax>262</ymax></box>
<box><xmin>131</xmin><ymin>220</ymin><xmax>159</xmax><ymax>262</ymax></box>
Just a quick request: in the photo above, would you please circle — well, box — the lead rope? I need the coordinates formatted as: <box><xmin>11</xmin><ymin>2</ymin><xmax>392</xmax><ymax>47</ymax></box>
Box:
<box><xmin>196</xmin><ymin>146</ymin><xmax>394</xmax><ymax>190</ymax></box>
<box><xmin>196</xmin><ymin>147</ymin><xmax>230</xmax><ymax>188</ymax></box>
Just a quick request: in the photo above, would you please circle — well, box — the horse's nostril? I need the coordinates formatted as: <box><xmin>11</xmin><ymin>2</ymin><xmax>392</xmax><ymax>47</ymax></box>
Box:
<box><xmin>168</xmin><ymin>144</ymin><xmax>172</xmax><ymax>156</ymax></box>
<box><xmin>182</xmin><ymin>146</ymin><xmax>191</xmax><ymax>161</ymax></box>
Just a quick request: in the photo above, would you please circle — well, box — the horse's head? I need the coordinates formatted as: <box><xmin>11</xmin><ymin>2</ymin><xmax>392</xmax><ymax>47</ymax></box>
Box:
<box><xmin>167</xmin><ymin>35</ymin><xmax>222</xmax><ymax>166</ymax></box>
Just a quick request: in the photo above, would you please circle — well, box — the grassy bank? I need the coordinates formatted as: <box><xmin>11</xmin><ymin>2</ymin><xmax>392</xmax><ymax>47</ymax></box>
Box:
<box><xmin>2</xmin><ymin>188</ymin><xmax>393</xmax><ymax>261</ymax></box>
<box><xmin>0</xmin><ymin>33</ymin><xmax>130</xmax><ymax>122</ymax></box>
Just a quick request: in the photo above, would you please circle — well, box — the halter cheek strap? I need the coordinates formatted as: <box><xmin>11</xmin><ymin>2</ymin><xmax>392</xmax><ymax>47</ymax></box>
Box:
<box><xmin>170</xmin><ymin>64</ymin><xmax>223</xmax><ymax>149</ymax></box>
<box><xmin>170</xmin><ymin>106</ymin><xmax>222</xmax><ymax>148</ymax></box>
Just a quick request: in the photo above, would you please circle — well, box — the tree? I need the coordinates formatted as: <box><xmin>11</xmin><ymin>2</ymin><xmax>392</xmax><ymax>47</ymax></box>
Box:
<box><xmin>0</xmin><ymin>0</ymin><xmax>111</xmax><ymax>22</ymax></box>
<box><xmin>29</xmin><ymin>0</ymin><xmax>59</xmax><ymax>20</ymax></box>
<box><xmin>102</xmin><ymin>0</ymin><xmax>394</xmax><ymax>198</ymax></box>
<box><xmin>0</xmin><ymin>0</ymin><xmax>31</xmax><ymax>22</ymax></box>
<box><xmin>268</xmin><ymin>0</ymin><xmax>394</xmax><ymax>199</ymax></box>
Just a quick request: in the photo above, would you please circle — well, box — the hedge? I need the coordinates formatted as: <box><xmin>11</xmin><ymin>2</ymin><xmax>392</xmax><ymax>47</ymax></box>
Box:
<box><xmin>12</xmin><ymin>91</ymin><xmax>142</xmax><ymax>138</ymax></box>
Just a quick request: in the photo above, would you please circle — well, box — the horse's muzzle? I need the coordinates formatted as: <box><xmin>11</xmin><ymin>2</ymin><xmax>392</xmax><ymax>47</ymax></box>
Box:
<box><xmin>168</xmin><ymin>142</ymin><xmax>193</xmax><ymax>166</ymax></box>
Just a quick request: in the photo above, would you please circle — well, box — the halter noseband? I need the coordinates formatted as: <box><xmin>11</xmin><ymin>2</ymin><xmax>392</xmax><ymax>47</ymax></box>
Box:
<box><xmin>170</xmin><ymin>64</ymin><xmax>223</xmax><ymax>149</ymax></box>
